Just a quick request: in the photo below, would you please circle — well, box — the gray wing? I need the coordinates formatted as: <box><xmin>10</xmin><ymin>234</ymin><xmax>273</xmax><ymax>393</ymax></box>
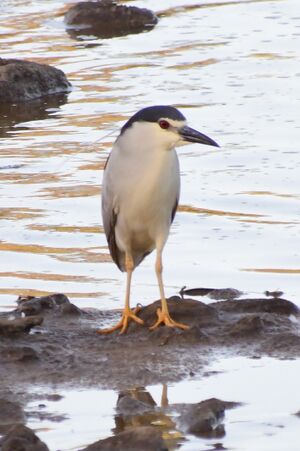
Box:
<box><xmin>102</xmin><ymin>156</ymin><xmax>124</xmax><ymax>272</ymax></box>
<box><xmin>171</xmin><ymin>196</ymin><xmax>179</xmax><ymax>223</ymax></box>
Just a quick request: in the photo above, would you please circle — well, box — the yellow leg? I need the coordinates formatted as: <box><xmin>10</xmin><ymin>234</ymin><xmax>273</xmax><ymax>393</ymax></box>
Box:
<box><xmin>161</xmin><ymin>384</ymin><xmax>169</xmax><ymax>408</ymax></box>
<box><xmin>149</xmin><ymin>250</ymin><xmax>189</xmax><ymax>331</ymax></box>
<box><xmin>97</xmin><ymin>254</ymin><xmax>144</xmax><ymax>334</ymax></box>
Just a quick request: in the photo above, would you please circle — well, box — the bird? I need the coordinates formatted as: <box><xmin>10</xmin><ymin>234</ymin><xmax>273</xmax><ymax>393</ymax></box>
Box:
<box><xmin>98</xmin><ymin>105</ymin><xmax>219</xmax><ymax>334</ymax></box>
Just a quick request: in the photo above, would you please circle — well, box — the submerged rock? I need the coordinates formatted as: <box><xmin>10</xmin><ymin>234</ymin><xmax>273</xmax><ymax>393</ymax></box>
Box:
<box><xmin>81</xmin><ymin>425</ymin><xmax>167</xmax><ymax>451</ymax></box>
<box><xmin>180</xmin><ymin>286</ymin><xmax>243</xmax><ymax>300</ymax></box>
<box><xmin>212</xmin><ymin>297</ymin><xmax>299</xmax><ymax>316</ymax></box>
<box><xmin>64</xmin><ymin>1</ymin><xmax>158</xmax><ymax>39</ymax></box>
<box><xmin>0</xmin><ymin>424</ymin><xmax>49</xmax><ymax>451</ymax></box>
<box><xmin>0</xmin><ymin>59</ymin><xmax>71</xmax><ymax>103</ymax></box>
<box><xmin>177</xmin><ymin>398</ymin><xmax>238</xmax><ymax>438</ymax></box>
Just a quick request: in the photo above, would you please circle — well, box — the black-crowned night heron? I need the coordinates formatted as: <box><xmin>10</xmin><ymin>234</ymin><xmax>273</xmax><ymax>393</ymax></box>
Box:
<box><xmin>98</xmin><ymin>105</ymin><xmax>219</xmax><ymax>334</ymax></box>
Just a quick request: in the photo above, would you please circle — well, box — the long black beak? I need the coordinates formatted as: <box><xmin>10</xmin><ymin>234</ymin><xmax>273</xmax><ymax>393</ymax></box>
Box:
<box><xmin>179</xmin><ymin>125</ymin><xmax>219</xmax><ymax>147</ymax></box>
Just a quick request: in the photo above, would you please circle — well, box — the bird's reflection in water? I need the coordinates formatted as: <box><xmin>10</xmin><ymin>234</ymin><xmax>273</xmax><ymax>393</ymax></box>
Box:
<box><xmin>113</xmin><ymin>385</ymin><xmax>183</xmax><ymax>450</ymax></box>
<box><xmin>113</xmin><ymin>385</ymin><xmax>230</xmax><ymax>449</ymax></box>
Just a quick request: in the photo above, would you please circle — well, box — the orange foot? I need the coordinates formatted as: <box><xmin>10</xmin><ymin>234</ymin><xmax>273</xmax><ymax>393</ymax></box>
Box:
<box><xmin>97</xmin><ymin>306</ymin><xmax>144</xmax><ymax>335</ymax></box>
<box><xmin>149</xmin><ymin>308</ymin><xmax>189</xmax><ymax>331</ymax></box>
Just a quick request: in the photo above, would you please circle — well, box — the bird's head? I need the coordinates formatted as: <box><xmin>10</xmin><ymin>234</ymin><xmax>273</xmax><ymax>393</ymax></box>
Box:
<box><xmin>119</xmin><ymin>105</ymin><xmax>219</xmax><ymax>151</ymax></box>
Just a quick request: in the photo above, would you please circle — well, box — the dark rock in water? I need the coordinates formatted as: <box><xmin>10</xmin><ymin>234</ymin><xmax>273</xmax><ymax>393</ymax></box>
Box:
<box><xmin>64</xmin><ymin>1</ymin><xmax>158</xmax><ymax>39</ymax></box>
<box><xmin>0</xmin><ymin>316</ymin><xmax>43</xmax><ymax>336</ymax></box>
<box><xmin>81</xmin><ymin>425</ymin><xmax>167</xmax><ymax>451</ymax></box>
<box><xmin>208</xmin><ymin>288</ymin><xmax>243</xmax><ymax>300</ymax></box>
<box><xmin>265</xmin><ymin>290</ymin><xmax>284</xmax><ymax>299</ymax></box>
<box><xmin>212</xmin><ymin>297</ymin><xmax>299</xmax><ymax>316</ymax></box>
<box><xmin>44</xmin><ymin>393</ymin><xmax>63</xmax><ymax>402</ymax></box>
<box><xmin>0</xmin><ymin>58</ymin><xmax>71</xmax><ymax>103</ymax></box>
<box><xmin>17</xmin><ymin>293</ymin><xmax>82</xmax><ymax>317</ymax></box>
<box><xmin>180</xmin><ymin>286</ymin><xmax>242</xmax><ymax>300</ymax></box>
<box><xmin>177</xmin><ymin>398</ymin><xmax>238</xmax><ymax>438</ymax></box>
<box><xmin>0</xmin><ymin>424</ymin><xmax>49</xmax><ymax>451</ymax></box>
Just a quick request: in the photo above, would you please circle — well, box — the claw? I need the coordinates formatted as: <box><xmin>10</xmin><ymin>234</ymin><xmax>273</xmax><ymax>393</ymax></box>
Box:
<box><xmin>97</xmin><ymin>306</ymin><xmax>144</xmax><ymax>335</ymax></box>
<box><xmin>149</xmin><ymin>307</ymin><xmax>189</xmax><ymax>331</ymax></box>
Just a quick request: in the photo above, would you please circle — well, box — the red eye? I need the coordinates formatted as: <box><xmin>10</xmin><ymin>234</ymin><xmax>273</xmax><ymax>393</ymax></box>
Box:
<box><xmin>159</xmin><ymin>120</ymin><xmax>170</xmax><ymax>130</ymax></box>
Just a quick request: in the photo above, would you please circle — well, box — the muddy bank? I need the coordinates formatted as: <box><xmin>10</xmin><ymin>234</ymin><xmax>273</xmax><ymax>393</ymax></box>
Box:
<box><xmin>0</xmin><ymin>291</ymin><xmax>299</xmax><ymax>391</ymax></box>
<box><xmin>0</xmin><ymin>290</ymin><xmax>299</xmax><ymax>448</ymax></box>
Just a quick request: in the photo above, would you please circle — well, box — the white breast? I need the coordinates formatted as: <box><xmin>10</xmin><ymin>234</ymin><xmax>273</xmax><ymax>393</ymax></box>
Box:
<box><xmin>103</xmin><ymin>125</ymin><xmax>180</xmax><ymax>254</ymax></box>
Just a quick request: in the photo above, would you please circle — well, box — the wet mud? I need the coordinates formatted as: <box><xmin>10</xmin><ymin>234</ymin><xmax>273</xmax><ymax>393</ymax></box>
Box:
<box><xmin>0</xmin><ymin>290</ymin><xmax>299</xmax><ymax>449</ymax></box>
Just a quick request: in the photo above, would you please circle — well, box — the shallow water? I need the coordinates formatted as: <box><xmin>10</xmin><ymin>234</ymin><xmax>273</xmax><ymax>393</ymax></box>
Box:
<box><xmin>26</xmin><ymin>356</ymin><xmax>300</xmax><ymax>450</ymax></box>
<box><xmin>0</xmin><ymin>0</ymin><xmax>299</xmax><ymax>311</ymax></box>
<box><xmin>0</xmin><ymin>0</ymin><xmax>300</xmax><ymax>449</ymax></box>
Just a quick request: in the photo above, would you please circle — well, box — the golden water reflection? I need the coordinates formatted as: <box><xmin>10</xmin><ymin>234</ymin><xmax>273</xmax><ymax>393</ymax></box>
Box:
<box><xmin>242</xmin><ymin>268</ymin><xmax>300</xmax><ymax>274</ymax></box>
<box><xmin>178</xmin><ymin>204</ymin><xmax>263</xmax><ymax>218</ymax></box>
<box><xmin>0</xmin><ymin>241</ymin><xmax>110</xmax><ymax>264</ymax></box>
<box><xmin>0</xmin><ymin>288</ymin><xmax>104</xmax><ymax>299</ymax></box>
<box><xmin>0</xmin><ymin>271</ymin><xmax>98</xmax><ymax>283</ymax></box>
<box><xmin>0</xmin><ymin>0</ymin><xmax>299</xmax><ymax>309</ymax></box>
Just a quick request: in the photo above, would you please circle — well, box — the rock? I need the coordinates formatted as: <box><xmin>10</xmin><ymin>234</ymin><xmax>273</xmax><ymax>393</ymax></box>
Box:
<box><xmin>132</xmin><ymin>297</ymin><xmax>219</xmax><ymax>330</ymax></box>
<box><xmin>0</xmin><ymin>424</ymin><xmax>49</xmax><ymax>451</ymax></box>
<box><xmin>212</xmin><ymin>298</ymin><xmax>299</xmax><ymax>316</ymax></box>
<box><xmin>27</xmin><ymin>411</ymin><xmax>67</xmax><ymax>423</ymax></box>
<box><xmin>80</xmin><ymin>426</ymin><xmax>167</xmax><ymax>451</ymax></box>
<box><xmin>177</xmin><ymin>398</ymin><xmax>238</xmax><ymax>437</ymax></box>
<box><xmin>45</xmin><ymin>394</ymin><xmax>63</xmax><ymax>402</ymax></box>
<box><xmin>0</xmin><ymin>316</ymin><xmax>43</xmax><ymax>336</ymax></box>
<box><xmin>0</xmin><ymin>58</ymin><xmax>71</xmax><ymax>103</ymax></box>
<box><xmin>180</xmin><ymin>287</ymin><xmax>242</xmax><ymax>300</ymax></box>
<box><xmin>0</xmin><ymin>399</ymin><xmax>25</xmax><ymax>428</ymax></box>
<box><xmin>208</xmin><ymin>288</ymin><xmax>243</xmax><ymax>301</ymax></box>
<box><xmin>64</xmin><ymin>1</ymin><xmax>158</xmax><ymax>39</ymax></box>
<box><xmin>265</xmin><ymin>290</ymin><xmax>284</xmax><ymax>299</ymax></box>
<box><xmin>17</xmin><ymin>293</ymin><xmax>82</xmax><ymax>317</ymax></box>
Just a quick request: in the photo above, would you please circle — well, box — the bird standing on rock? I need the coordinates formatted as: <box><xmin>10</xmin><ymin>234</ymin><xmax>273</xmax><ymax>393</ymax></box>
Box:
<box><xmin>98</xmin><ymin>105</ymin><xmax>219</xmax><ymax>334</ymax></box>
